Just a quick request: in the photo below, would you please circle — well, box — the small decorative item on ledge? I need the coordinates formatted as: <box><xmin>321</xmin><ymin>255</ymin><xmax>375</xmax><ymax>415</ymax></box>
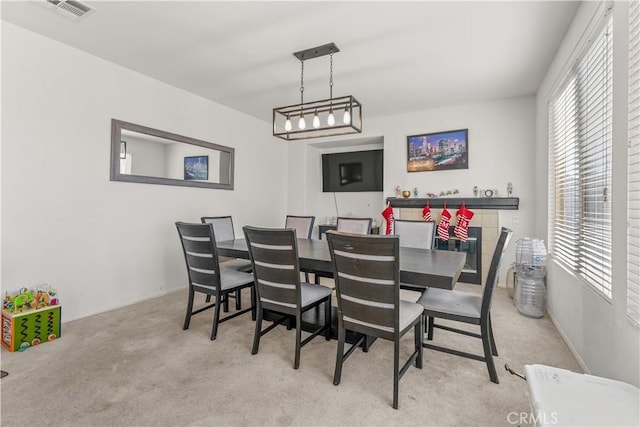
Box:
<box><xmin>437</xmin><ymin>189</ymin><xmax>460</xmax><ymax>197</ymax></box>
<box><xmin>402</xmin><ymin>190</ymin><xmax>411</xmax><ymax>198</ymax></box>
<box><xmin>413</xmin><ymin>187</ymin><xmax>418</xmax><ymax>197</ymax></box>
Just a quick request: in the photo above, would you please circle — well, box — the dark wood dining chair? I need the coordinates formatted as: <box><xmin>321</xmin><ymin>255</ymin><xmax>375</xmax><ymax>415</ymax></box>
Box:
<box><xmin>313</xmin><ymin>217</ymin><xmax>373</xmax><ymax>285</ymax></box>
<box><xmin>394</xmin><ymin>219</ymin><xmax>437</xmax><ymax>294</ymax></box>
<box><xmin>243</xmin><ymin>226</ymin><xmax>332</xmax><ymax>369</ymax></box>
<box><xmin>175</xmin><ymin>222</ymin><xmax>255</xmax><ymax>341</ymax></box>
<box><xmin>201</xmin><ymin>215</ymin><xmax>251</xmax><ymax>310</ymax></box>
<box><xmin>327</xmin><ymin>231</ymin><xmax>423</xmax><ymax>409</ymax></box>
<box><xmin>417</xmin><ymin>227</ymin><xmax>513</xmax><ymax>383</ymax></box>
<box><xmin>336</xmin><ymin>217</ymin><xmax>372</xmax><ymax>234</ymax></box>
<box><xmin>394</xmin><ymin>219</ymin><xmax>436</xmax><ymax>250</ymax></box>
<box><xmin>285</xmin><ymin>215</ymin><xmax>315</xmax><ymax>239</ymax></box>
<box><xmin>285</xmin><ymin>215</ymin><xmax>315</xmax><ymax>282</ymax></box>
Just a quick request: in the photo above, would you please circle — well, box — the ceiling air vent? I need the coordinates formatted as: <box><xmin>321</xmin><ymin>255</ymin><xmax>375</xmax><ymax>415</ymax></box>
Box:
<box><xmin>43</xmin><ymin>0</ymin><xmax>95</xmax><ymax>20</ymax></box>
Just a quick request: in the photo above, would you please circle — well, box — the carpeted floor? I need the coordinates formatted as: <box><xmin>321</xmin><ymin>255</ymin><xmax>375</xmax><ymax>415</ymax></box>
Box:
<box><xmin>0</xmin><ymin>283</ymin><xmax>581</xmax><ymax>426</ymax></box>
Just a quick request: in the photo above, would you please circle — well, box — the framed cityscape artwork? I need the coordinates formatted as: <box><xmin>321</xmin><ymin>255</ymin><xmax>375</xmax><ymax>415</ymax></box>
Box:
<box><xmin>184</xmin><ymin>155</ymin><xmax>209</xmax><ymax>180</ymax></box>
<box><xmin>407</xmin><ymin>128</ymin><xmax>469</xmax><ymax>172</ymax></box>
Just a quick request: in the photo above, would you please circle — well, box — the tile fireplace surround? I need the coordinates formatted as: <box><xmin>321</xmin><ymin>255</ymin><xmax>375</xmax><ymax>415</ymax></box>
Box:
<box><xmin>387</xmin><ymin>197</ymin><xmax>519</xmax><ymax>285</ymax></box>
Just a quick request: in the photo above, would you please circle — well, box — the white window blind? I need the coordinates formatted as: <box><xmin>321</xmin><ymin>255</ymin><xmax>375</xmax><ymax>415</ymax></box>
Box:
<box><xmin>628</xmin><ymin>0</ymin><xmax>640</xmax><ymax>324</ymax></box>
<box><xmin>549</xmin><ymin>14</ymin><xmax>613</xmax><ymax>298</ymax></box>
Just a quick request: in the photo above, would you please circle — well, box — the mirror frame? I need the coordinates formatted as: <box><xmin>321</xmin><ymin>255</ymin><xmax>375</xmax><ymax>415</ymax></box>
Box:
<box><xmin>110</xmin><ymin>119</ymin><xmax>234</xmax><ymax>190</ymax></box>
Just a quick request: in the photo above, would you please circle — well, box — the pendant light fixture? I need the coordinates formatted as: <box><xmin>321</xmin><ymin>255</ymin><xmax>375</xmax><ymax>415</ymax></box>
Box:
<box><xmin>273</xmin><ymin>43</ymin><xmax>362</xmax><ymax>141</ymax></box>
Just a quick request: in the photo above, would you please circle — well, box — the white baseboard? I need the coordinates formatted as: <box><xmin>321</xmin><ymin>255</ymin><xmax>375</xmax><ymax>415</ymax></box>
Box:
<box><xmin>61</xmin><ymin>285</ymin><xmax>184</xmax><ymax>324</ymax></box>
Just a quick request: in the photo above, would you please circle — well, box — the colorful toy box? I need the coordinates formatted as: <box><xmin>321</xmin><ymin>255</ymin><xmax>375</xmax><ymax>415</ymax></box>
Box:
<box><xmin>2</xmin><ymin>285</ymin><xmax>61</xmax><ymax>352</ymax></box>
<box><xmin>2</xmin><ymin>305</ymin><xmax>61</xmax><ymax>352</ymax></box>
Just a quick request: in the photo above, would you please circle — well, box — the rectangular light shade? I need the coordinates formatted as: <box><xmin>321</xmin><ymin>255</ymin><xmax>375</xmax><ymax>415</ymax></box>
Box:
<box><xmin>273</xmin><ymin>95</ymin><xmax>362</xmax><ymax>141</ymax></box>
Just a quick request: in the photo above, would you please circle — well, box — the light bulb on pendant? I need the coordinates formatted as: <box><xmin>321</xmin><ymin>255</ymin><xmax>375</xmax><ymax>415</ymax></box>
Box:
<box><xmin>284</xmin><ymin>115</ymin><xmax>292</xmax><ymax>132</ymax></box>
<box><xmin>342</xmin><ymin>107</ymin><xmax>351</xmax><ymax>124</ymax></box>
<box><xmin>312</xmin><ymin>110</ymin><xmax>320</xmax><ymax>128</ymax></box>
<box><xmin>327</xmin><ymin>110</ymin><xmax>335</xmax><ymax>126</ymax></box>
<box><xmin>298</xmin><ymin>114</ymin><xmax>306</xmax><ymax>130</ymax></box>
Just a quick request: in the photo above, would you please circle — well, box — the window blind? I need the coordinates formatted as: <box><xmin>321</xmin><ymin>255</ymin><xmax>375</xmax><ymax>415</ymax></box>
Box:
<box><xmin>549</xmin><ymin>14</ymin><xmax>613</xmax><ymax>298</ymax></box>
<box><xmin>628</xmin><ymin>0</ymin><xmax>640</xmax><ymax>324</ymax></box>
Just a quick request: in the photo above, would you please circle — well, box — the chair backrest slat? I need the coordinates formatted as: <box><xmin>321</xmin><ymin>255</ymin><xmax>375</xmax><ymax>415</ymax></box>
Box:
<box><xmin>201</xmin><ymin>216</ymin><xmax>236</xmax><ymax>242</ymax></box>
<box><xmin>244</xmin><ymin>226</ymin><xmax>301</xmax><ymax>313</ymax></box>
<box><xmin>481</xmin><ymin>227</ymin><xmax>513</xmax><ymax>317</ymax></box>
<box><xmin>285</xmin><ymin>215</ymin><xmax>315</xmax><ymax>239</ymax></box>
<box><xmin>328</xmin><ymin>232</ymin><xmax>400</xmax><ymax>340</ymax></box>
<box><xmin>394</xmin><ymin>219</ymin><xmax>436</xmax><ymax>249</ymax></box>
<box><xmin>336</xmin><ymin>217</ymin><xmax>372</xmax><ymax>235</ymax></box>
<box><xmin>176</xmin><ymin>222</ymin><xmax>222</xmax><ymax>292</ymax></box>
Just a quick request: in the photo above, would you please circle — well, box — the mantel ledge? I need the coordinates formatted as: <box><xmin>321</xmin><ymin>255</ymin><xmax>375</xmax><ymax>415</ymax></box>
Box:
<box><xmin>386</xmin><ymin>197</ymin><xmax>519</xmax><ymax>210</ymax></box>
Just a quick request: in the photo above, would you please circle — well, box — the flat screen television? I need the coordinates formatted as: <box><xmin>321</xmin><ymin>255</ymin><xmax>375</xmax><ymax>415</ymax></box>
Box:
<box><xmin>322</xmin><ymin>149</ymin><xmax>383</xmax><ymax>192</ymax></box>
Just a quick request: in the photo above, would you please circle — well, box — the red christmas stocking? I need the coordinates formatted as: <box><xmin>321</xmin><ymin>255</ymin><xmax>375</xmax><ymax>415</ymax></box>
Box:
<box><xmin>454</xmin><ymin>201</ymin><xmax>475</xmax><ymax>242</ymax></box>
<box><xmin>381</xmin><ymin>203</ymin><xmax>395</xmax><ymax>235</ymax></box>
<box><xmin>437</xmin><ymin>205</ymin><xmax>452</xmax><ymax>241</ymax></box>
<box><xmin>422</xmin><ymin>202</ymin><xmax>433</xmax><ymax>222</ymax></box>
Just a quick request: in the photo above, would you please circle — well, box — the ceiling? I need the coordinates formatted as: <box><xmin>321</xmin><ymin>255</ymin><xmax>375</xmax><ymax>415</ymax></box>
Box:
<box><xmin>1</xmin><ymin>1</ymin><xmax>579</xmax><ymax>124</ymax></box>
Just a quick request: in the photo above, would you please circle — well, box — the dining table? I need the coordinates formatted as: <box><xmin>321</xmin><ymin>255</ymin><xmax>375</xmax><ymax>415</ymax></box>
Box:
<box><xmin>216</xmin><ymin>237</ymin><xmax>466</xmax><ymax>290</ymax></box>
<box><xmin>217</xmin><ymin>237</ymin><xmax>467</xmax><ymax>346</ymax></box>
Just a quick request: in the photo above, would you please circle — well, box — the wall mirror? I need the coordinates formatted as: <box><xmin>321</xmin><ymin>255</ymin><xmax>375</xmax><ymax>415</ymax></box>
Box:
<box><xmin>110</xmin><ymin>119</ymin><xmax>234</xmax><ymax>190</ymax></box>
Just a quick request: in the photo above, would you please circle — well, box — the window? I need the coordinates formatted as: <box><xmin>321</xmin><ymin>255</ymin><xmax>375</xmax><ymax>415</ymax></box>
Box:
<box><xmin>549</xmin><ymin>14</ymin><xmax>613</xmax><ymax>298</ymax></box>
<box><xmin>628</xmin><ymin>0</ymin><xmax>640</xmax><ymax>324</ymax></box>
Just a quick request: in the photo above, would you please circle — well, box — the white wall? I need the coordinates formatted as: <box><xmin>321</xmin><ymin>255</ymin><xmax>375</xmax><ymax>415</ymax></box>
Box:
<box><xmin>1</xmin><ymin>23</ymin><xmax>288</xmax><ymax>322</ymax></box>
<box><xmin>535</xmin><ymin>1</ymin><xmax>639</xmax><ymax>386</ymax></box>
<box><xmin>288</xmin><ymin>96</ymin><xmax>536</xmax><ymax>264</ymax></box>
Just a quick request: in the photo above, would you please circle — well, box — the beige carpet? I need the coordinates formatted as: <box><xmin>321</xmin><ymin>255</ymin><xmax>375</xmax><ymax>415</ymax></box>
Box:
<box><xmin>0</xmin><ymin>283</ymin><xmax>581</xmax><ymax>426</ymax></box>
